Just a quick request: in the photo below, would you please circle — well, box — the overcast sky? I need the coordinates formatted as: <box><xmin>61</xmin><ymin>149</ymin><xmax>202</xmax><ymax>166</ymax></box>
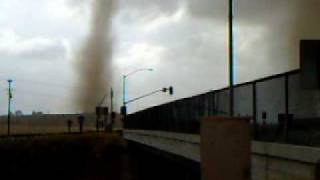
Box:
<box><xmin>0</xmin><ymin>0</ymin><xmax>319</xmax><ymax>115</ymax></box>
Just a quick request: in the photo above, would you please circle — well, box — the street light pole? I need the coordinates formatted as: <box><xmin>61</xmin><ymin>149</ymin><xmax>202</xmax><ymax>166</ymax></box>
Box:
<box><xmin>7</xmin><ymin>79</ymin><xmax>13</xmax><ymax>136</ymax></box>
<box><xmin>122</xmin><ymin>68</ymin><xmax>153</xmax><ymax>115</ymax></box>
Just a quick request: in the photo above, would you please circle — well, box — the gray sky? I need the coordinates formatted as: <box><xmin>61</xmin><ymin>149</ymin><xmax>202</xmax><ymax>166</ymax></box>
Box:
<box><xmin>0</xmin><ymin>0</ymin><xmax>319</xmax><ymax>115</ymax></box>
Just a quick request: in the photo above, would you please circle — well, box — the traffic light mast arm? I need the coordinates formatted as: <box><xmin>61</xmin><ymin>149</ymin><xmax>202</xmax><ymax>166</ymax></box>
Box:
<box><xmin>125</xmin><ymin>86</ymin><xmax>173</xmax><ymax>105</ymax></box>
<box><xmin>125</xmin><ymin>89</ymin><xmax>163</xmax><ymax>105</ymax></box>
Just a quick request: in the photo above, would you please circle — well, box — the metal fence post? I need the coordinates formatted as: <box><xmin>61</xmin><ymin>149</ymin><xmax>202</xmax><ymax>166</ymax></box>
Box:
<box><xmin>253</xmin><ymin>82</ymin><xmax>258</xmax><ymax>140</ymax></box>
<box><xmin>285</xmin><ymin>75</ymin><xmax>289</xmax><ymax>142</ymax></box>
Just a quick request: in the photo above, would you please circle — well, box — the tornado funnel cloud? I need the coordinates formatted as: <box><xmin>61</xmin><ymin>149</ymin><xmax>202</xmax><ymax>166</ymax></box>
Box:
<box><xmin>74</xmin><ymin>0</ymin><xmax>115</xmax><ymax>112</ymax></box>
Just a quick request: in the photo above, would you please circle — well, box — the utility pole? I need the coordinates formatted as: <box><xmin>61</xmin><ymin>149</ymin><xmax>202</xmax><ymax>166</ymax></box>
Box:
<box><xmin>7</xmin><ymin>79</ymin><xmax>13</xmax><ymax>136</ymax></box>
<box><xmin>110</xmin><ymin>87</ymin><xmax>114</xmax><ymax>114</ymax></box>
<box><xmin>122</xmin><ymin>76</ymin><xmax>126</xmax><ymax>107</ymax></box>
<box><xmin>229</xmin><ymin>0</ymin><xmax>235</xmax><ymax>117</ymax></box>
<box><xmin>122</xmin><ymin>76</ymin><xmax>127</xmax><ymax>120</ymax></box>
<box><xmin>110</xmin><ymin>87</ymin><xmax>114</xmax><ymax>129</ymax></box>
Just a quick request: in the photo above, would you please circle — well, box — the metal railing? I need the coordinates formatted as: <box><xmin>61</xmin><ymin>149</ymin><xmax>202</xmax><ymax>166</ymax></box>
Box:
<box><xmin>125</xmin><ymin>69</ymin><xmax>320</xmax><ymax>147</ymax></box>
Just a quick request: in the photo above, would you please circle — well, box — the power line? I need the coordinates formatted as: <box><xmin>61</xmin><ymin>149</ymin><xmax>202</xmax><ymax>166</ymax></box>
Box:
<box><xmin>0</xmin><ymin>75</ymin><xmax>117</xmax><ymax>92</ymax></box>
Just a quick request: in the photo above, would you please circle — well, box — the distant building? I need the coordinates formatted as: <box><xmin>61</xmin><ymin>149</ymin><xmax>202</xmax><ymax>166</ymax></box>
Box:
<box><xmin>15</xmin><ymin>110</ymin><xmax>23</xmax><ymax>117</ymax></box>
<box><xmin>32</xmin><ymin>111</ymin><xmax>43</xmax><ymax>116</ymax></box>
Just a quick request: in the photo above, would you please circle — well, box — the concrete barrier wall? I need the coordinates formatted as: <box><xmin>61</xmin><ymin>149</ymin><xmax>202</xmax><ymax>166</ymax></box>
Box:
<box><xmin>252</xmin><ymin>141</ymin><xmax>320</xmax><ymax>180</ymax></box>
<box><xmin>124</xmin><ymin>130</ymin><xmax>320</xmax><ymax>180</ymax></box>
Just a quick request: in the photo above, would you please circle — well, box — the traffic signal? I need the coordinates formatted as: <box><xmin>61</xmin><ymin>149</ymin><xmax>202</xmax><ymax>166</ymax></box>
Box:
<box><xmin>96</xmin><ymin>106</ymin><xmax>101</xmax><ymax>117</ymax></box>
<box><xmin>121</xmin><ymin>106</ymin><xmax>127</xmax><ymax>116</ymax></box>
<box><xmin>169</xmin><ymin>86</ymin><xmax>173</xmax><ymax>95</ymax></box>
<box><xmin>111</xmin><ymin>112</ymin><xmax>116</xmax><ymax>119</ymax></box>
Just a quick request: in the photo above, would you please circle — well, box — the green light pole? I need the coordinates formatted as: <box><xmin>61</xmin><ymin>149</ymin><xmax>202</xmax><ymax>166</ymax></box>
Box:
<box><xmin>7</xmin><ymin>79</ymin><xmax>13</xmax><ymax>136</ymax></box>
<box><xmin>122</xmin><ymin>68</ymin><xmax>153</xmax><ymax>115</ymax></box>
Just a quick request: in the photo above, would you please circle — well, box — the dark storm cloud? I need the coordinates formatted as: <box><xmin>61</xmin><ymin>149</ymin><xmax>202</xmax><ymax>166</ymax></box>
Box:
<box><xmin>115</xmin><ymin>0</ymin><xmax>180</xmax><ymax>26</ymax></box>
<box><xmin>236</xmin><ymin>0</ymin><xmax>320</xmax><ymax>82</ymax></box>
<box><xmin>185</xmin><ymin>0</ymin><xmax>227</xmax><ymax>20</ymax></box>
<box><xmin>0</xmin><ymin>33</ymin><xmax>67</xmax><ymax>61</ymax></box>
<box><xmin>113</xmin><ymin>0</ymin><xmax>320</xmax><ymax>113</ymax></box>
<box><xmin>116</xmin><ymin>0</ymin><xmax>225</xmax><ymax>23</ymax></box>
<box><xmin>19</xmin><ymin>42</ymin><xmax>67</xmax><ymax>60</ymax></box>
<box><xmin>119</xmin><ymin>0</ymin><xmax>179</xmax><ymax>14</ymax></box>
